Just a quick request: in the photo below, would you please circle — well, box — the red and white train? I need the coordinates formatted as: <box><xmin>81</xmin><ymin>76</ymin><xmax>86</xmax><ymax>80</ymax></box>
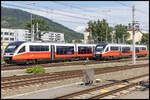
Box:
<box><xmin>3</xmin><ymin>41</ymin><xmax>96</xmax><ymax>64</ymax></box>
<box><xmin>95</xmin><ymin>43</ymin><xmax>147</xmax><ymax>59</ymax></box>
<box><xmin>3</xmin><ymin>41</ymin><xmax>147</xmax><ymax>64</ymax></box>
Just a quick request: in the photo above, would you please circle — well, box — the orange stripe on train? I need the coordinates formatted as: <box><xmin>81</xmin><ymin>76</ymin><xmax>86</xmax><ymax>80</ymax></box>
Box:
<box><xmin>76</xmin><ymin>52</ymin><xmax>94</xmax><ymax>57</ymax></box>
<box><xmin>102</xmin><ymin>51</ymin><xmax>120</xmax><ymax>57</ymax></box>
<box><xmin>13</xmin><ymin>52</ymin><xmax>51</xmax><ymax>60</ymax></box>
<box><xmin>54</xmin><ymin>52</ymin><xmax>94</xmax><ymax>58</ymax></box>
<box><xmin>55</xmin><ymin>52</ymin><xmax>76</xmax><ymax>58</ymax></box>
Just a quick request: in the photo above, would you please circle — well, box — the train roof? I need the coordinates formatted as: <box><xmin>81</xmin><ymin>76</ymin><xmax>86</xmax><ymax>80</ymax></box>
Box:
<box><xmin>10</xmin><ymin>41</ymin><xmax>146</xmax><ymax>47</ymax></box>
<box><xmin>11</xmin><ymin>41</ymin><xmax>97</xmax><ymax>46</ymax></box>
<box><xmin>96</xmin><ymin>43</ymin><xmax>147</xmax><ymax>47</ymax></box>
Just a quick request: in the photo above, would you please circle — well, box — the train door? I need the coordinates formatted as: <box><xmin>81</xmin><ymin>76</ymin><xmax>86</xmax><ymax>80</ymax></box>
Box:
<box><xmin>51</xmin><ymin>45</ymin><xmax>55</xmax><ymax>60</ymax></box>
<box><xmin>93</xmin><ymin>45</ymin><xmax>96</xmax><ymax>56</ymax></box>
<box><xmin>119</xmin><ymin>46</ymin><xmax>122</xmax><ymax>57</ymax></box>
<box><xmin>75</xmin><ymin>44</ymin><xmax>77</xmax><ymax>57</ymax></box>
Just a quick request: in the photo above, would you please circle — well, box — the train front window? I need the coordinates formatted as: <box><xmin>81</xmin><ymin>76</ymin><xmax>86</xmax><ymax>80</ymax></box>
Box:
<box><xmin>18</xmin><ymin>46</ymin><xmax>25</xmax><ymax>53</ymax></box>
<box><xmin>4</xmin><ymin>41</ymin><xmax>25</xmax><ymax>53</ymax></box>
<box><xmin>96</xmin><ymin>46</ymin><xmax>104</xmax><ymax>52</ymax></box>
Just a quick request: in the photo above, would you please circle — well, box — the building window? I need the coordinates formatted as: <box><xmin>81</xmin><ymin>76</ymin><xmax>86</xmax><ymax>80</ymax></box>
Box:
<box><xmin>10</xmin><ymin>33</ymin><xmax>14</xmax><ymax>36</ymax></box>
<box><xmin>4</xmin><ymin>32</ymin><xmax>9</xmax><ymax>35</ymax></box>
<box><xmin>10</xmin><ymin>38</ymin><xmax>14</xmax><ymax>41</ymax></box>
<box><xmin>1</xmin><ymin>32</ymin><xmax>3</xmax><ymax>35</ymax></box>
<box><xmin>1</xmin><ymin>37</ymin><xmax>3</xmax><ymax>40</ymax></box>
<box><xmin>4</xmin><ymin>37</ymin><xmax>9</xmax><ymax>40</ymax></box>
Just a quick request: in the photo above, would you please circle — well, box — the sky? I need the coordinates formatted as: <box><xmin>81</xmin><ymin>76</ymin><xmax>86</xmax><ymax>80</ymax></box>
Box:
<box><xmin>1</xmin><ymin>1</ymin><xmax>149</xmax><ymax>34</ymax></box>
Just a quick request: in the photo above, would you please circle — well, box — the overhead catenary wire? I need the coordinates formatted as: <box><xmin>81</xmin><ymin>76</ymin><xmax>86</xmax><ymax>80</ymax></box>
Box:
<box><xmin>52</xmin><ymin>1</ymin><xmax>95</xmax><ymax>12</ymax></box>
<box><xmin>1</xmin><ymin>3</ymin><xmax>88</xmax><ymax>25</ymax></box>
<box><xmin>2</xmin><ymin>3</ymin><xmax>91</xmax><ymax>21</ymax></box>
<box><xmin>25</xmin><ymin>2</ymin><xmax>95</xmax><ymax>19</ymax></box>
<box><xmin>3</xmin><ymin>2</ymin><xmax>142</xmax><ymax>28</ymax></box>
<box><xmin>116</xmin><ymin>1</ymin><xmax>147</xmax><ymax>15</ymax></box>
<box><xmin>2</xmin><ymin>2</ymin><xmax>117</xmax><ymax>26</ymax></box>
<box><xmin>52</xmin><ymin>1</ymin><xmax>106</xmax><ymax>18</ymax></box>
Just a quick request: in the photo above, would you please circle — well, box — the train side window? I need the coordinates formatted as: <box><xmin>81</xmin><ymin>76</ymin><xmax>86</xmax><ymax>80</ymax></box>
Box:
<box><xmin>136</xmin><ymin>47</ymin><xmax>140</xmax><ymax>53</ymax></box>
<box><xmin>41</xmin><ymin>46</ymin><xmax>49</xmax><ymax>51</ymax></box>
<box><xmin>18</xmin><ymin>46</ymin><xmax>25</xmax><ymax>53</ymax></box>
<box><xmin>122</xmin><ymin>47</ymin><xmax>130</xmax><ymax>53</ymax></box>
<box><xmin>141</xmin><ymin>47</ymin><xmax>146</xmax><ymax>51</ymax></box>
<box><xmin>56</xmin><ymin>46</ymin><xmax>74</xmax><ymax>55</ymax></box>
<box><xmin>110</xmin><ymin>46</ymin><xmax>118</xmax><ymax>51</ymax></box>
<box><xmin>78</xmin><ymin>46</ymin><xmax>92</xmax><ymax>54</ymax></box>
<box><xmin>30</xmin><ymin>45</ymin><xmax>40</xmax><ymax>51</ymax></box>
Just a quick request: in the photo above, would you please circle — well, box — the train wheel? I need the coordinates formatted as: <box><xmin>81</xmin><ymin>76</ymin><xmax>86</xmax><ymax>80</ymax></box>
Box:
<box><xmin>26</xmin><ymin>60</ymin><xmax>30</xmax><ymax>65</ymax></box>
<box><xmin>34</xmin><ymin>59</ymin><xmax>38</xmax><ymax>64</ymax></box>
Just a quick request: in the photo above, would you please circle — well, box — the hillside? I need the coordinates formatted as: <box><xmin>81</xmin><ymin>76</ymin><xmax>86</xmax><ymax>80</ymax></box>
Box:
<box><xmin>1</xmin><ymin>7</ymin><xmax>84</xmax><ymax>42</ymax></box>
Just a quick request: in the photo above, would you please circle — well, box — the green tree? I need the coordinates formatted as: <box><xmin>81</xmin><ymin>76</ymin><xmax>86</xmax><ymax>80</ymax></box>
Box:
<box><xmin>140</xmin><ymin>34</ymin><xmax>149</xmax><ymax>45</ymax></box>
<box><xmin>74</xmin><ymin>39</ymin><xmax>82</xmax><ymax>43</ymax></box>
<box><xmin>114</xmin><ymin>24</ymin><xmax>129</xmax><ymax>43</ymax></box>
<box><xmin>24</xmin><ymin>16</ymin><xmax>49</xmax><ymax>40</ymax></box>
<box><xmin>87</xmin><ymin>19</ymin><xmax>113</xmax><ymax>43</ymax></box>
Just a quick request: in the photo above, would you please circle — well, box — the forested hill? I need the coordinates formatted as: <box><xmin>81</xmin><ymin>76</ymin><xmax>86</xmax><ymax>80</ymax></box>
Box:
<box><xmin>1</xmin><ymin>7</ymin><xmax>84</xmax><ymax>42</ymax></box>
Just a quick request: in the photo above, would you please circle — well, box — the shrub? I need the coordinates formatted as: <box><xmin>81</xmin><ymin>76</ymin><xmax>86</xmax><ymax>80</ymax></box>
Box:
<box><xmin>26</xmin><ymin>65</ymin><xmax>45</xmax><ymax>74</ymax></box>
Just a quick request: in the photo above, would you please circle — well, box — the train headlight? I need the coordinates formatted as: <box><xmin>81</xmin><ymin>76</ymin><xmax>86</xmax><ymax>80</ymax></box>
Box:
<box><xmin>5</xmin><ymin>53</ymin><xmax>10</xmax><ymax>55</ymax></box>
<box><xmin>96</xmin><ymin>52</ymin><xmax>100</xmax><ymax>54</ymax></box>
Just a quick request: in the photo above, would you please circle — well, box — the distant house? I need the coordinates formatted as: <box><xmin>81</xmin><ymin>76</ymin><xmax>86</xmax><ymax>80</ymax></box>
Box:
<box><xmin>84</xmin><ymin>28</ymin><xmax>90</xmax><ymax>43</ymax></box>
<box><xmin>127</xmin><ymin>24</ymin><xmax>144</xmax><ymax>42</ymax></box>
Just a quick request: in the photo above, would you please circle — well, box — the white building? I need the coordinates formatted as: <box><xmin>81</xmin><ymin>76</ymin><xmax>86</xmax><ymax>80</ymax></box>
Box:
<box><xmin>127</xmin><ymin>24</ymin><xmax>145</xmax><ymax>43</ymax></box>
<box><xmin>84</xmin><ymin>28</ymin><xmax>91</xmax><ymax>43</ymax></box>
<box><xmin>41</xmin><ymin>31</ymin><xmax>64</xmax><ymax>42</ymax></box>
<box><xmin>1</xmin><ymin>28</ymin><xmax>31</xmax><ymax>42</ymax></box>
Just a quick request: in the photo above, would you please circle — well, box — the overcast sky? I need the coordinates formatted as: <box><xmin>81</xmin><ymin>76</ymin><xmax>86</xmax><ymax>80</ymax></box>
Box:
<box><xmin>2</xmin><ymin>1</ymin><xmax>149</xmax><ymax>33</ymax></box>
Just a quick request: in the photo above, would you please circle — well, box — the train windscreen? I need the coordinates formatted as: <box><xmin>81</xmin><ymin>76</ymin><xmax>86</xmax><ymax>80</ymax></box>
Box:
<box><xmin>95</xmin><ymin>44</ymin><xmax>107</xmax><ymax>52</ymax></box>
<box><xmin>95</xmin><ymin>46</ymin><xmax>104</xmax><ymax>52</ymax></box>
<box><xmin>4</xmin><ymin>41</ymin><xmax>25</xmax><ymax>53</ymax></box>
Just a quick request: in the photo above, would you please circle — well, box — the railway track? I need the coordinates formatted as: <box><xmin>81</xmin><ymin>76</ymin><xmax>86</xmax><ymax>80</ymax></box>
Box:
<box><xmin>1</xmin><ymin>63</ymin><xmax>149</xmax><ymax>90</ymax></box>
<box><xmin>54</xmin><ymin>74</ymin><xmax>149</xmax><ymax>99</ymax></box>
<box><xmin>1</xmin><ymin>57</ymin><xmax>148</xmax><ymax>70</ymax></box>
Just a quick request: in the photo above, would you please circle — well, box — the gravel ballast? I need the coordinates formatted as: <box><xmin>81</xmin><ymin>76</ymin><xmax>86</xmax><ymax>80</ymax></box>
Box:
<box><xmin>2</xmin><ymin>62</ymin><xmax>149</xmax><ymax>98</ymax></box>
<box><xmin>2</xmin><ymin>60</ymin><xmax>149</xmax><ymax>77</ymax></box>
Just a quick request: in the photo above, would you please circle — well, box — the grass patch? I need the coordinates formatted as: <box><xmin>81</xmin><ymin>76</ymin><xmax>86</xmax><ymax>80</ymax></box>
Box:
<box><xmin>26</xmin><ymin>65</ymin><xmax>46</xmax><ymax>74</ymax></box>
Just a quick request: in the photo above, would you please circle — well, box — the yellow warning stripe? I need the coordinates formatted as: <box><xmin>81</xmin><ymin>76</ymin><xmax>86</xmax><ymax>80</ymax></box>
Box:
<box><xmin>118</xmin><ymin>85</ymin><xmax>126</xmax><ymax>87</ymax></box>
<box><xmin>100</xmin><ymin>89</ymin><xmax>109</xmax><ymax>93</ymax></box>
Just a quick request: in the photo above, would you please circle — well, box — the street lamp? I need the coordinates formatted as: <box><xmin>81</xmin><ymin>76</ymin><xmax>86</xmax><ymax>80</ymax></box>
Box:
<box><xmin>112</xmin><ymin>30</ymin><xmax>115</xmax><ymax>43</ymax></box>
<box><xmin>123</xmin><ymin>34</ymin><xmax>126</xmax><ymax>44</ymax></box>
<box><xmin>26</xmin><ymin>2</ymin><xmax>36</xmax><ymax>41</ymax></box>
<box><xmin>102</xmin><ymin>9</ymin><xmax>111</xmax><ymax>43</ymax></box>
